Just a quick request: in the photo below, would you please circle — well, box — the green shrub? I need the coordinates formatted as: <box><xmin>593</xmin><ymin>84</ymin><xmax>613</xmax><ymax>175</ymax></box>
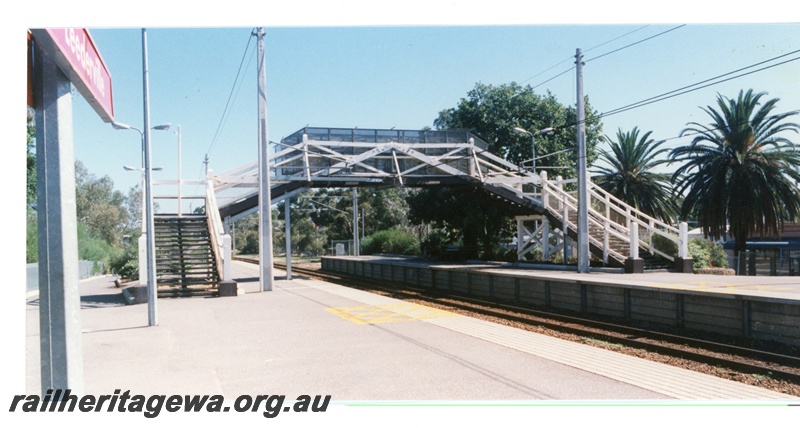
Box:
<box><xmin>708</xmin><ymin>240</ymin><xmax>728</xmax><ymax>268</ymax></box>
<box><xmin>109</xmin><ymin>244</ymin><xmax>139</xmax><ymax>280</ymax></box>
<box><xmin>651</xmin><ymin>233</ymin><xmax>678</xmax><ymax>259</ymax></box>
<box><xmin>421</xmin><ymin>229</ymin><xmax>452</xmax><ymax>258</ymax></box>
<box><xmin>688</xmin><ymin>237</ymin><xmax>728</xmax><ymax>269</ymax></box>
<box><xmin>362</xmin><ymin>229</ymin><xmax>420</xmax><ymax>255</ymax></box>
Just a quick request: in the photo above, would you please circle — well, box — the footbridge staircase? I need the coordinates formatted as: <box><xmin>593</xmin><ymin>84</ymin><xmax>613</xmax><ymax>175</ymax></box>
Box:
<box><xmin>137</xmin><ymin>171</ymin><xmax>234</xmax><ymax>297</ymax></box>
<box><xmin>208</xmin><ymin>126</ymin><xmax>690</xmax><ymax>273</ymax></box>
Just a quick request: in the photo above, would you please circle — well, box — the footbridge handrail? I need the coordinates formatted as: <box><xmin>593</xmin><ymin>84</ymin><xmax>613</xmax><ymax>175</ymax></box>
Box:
<box><xmin>540</xmin><ymin>177</ymin><xmax>628</xmax><ymax>264</ymax></box>
<box><xmin>586</xmin><ymin>180</ymin><xmax>687</xmax><ymax>261</ymax></box>
<box><xmin>540</xmin><ymin>171</ymin><xmax>688</xmax><ymax>264</ymax></box>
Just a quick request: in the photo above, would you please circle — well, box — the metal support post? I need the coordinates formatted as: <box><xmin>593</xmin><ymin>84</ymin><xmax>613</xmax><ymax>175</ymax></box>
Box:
<box><xmin>285</xmin><ymin>197</ymin><xmax>292</xmax><ymax>280</ymax></box>
<box><xmin>256</xmin><ymin>27</ymin><xmax>274</xmax><ymax>291</ymax></box>
<box><xmin>575</xmin><ymin>48</ymin><xmax>590</xmax><ymax>273</ymax></box>
<box><xmin>353</xmin><ymin>188</ymin><xmax>360</xmax><ymax>256</ymax></box>
<box><xmin>34</xmin><ymin>42</ymin><xmax>84</xmax><ymax>393</ymax></box>
<box><xmin>142</xmin><ymin>28</ymin><xmax>158</xmax><ymax>325</ymax></box>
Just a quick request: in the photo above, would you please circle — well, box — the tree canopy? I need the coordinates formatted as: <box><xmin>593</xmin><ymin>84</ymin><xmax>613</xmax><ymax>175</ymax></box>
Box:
<box><xmin>434</xmin><ymin>82</ymin><xmax>602</xmax><ymax>177</ymax></box>
<box><xmin>74</xmin><ymin>161</ymin><xmax>130</xmax><ymax>246</ymax></box>
<box><xmin>409</xmin><ymin>82</ymin><xmax>603</xmax><ymax>259</ymax></box>
<box><xmin>669</xmin><ymin>89</ymin><xmax>800</xmax><ymax>254</ymax></box>
<box><xmin>594</xmin><ymin>127</ymin><xmax>678</xmax><ymax>222</ymax></box>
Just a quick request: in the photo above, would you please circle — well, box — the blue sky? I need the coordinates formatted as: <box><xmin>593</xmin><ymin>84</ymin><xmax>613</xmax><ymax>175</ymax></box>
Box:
<box><xmin>67</xmin><ymin>22</ymin><xmax>800</xmax><ymax>198</ymax></box>
<box><xmin>14</xmin><ymin>5</ymin><xmax>800</xmax><ymax>200</ymax></box>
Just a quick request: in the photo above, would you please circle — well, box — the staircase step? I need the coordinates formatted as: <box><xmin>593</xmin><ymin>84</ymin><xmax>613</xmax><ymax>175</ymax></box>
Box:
<box><xmin>153</xmin><ymin>214</ymin><xmax>220</xmax><ymax>291</ymax></box>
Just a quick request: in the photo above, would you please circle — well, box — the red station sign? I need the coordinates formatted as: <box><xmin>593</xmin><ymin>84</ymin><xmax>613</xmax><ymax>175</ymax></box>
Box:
<box><xmin>30</xmin><ymin>28</ymin><xmax>114</xmax><ymax>122</ymax></box>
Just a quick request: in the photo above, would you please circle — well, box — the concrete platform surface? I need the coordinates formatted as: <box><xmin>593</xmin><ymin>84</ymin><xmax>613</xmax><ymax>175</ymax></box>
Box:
<box><xmin>24</xmin><ymin>260</ymin><xmax>796</xmax><ymax>402</ymax></box>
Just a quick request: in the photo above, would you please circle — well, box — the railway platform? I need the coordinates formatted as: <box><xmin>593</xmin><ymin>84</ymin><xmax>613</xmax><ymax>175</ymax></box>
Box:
<box><xmin>24</xmin><ymin>260</ymin><xmax>797</xmax><ymax>402</ymax></box>
<box><xmin>321</xmin><ymin>255</ymin><xmax>800</xmax><ymax>347</ymax></box>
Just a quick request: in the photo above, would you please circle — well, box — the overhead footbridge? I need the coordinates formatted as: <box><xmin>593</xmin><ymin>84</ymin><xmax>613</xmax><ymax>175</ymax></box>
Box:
<box><xmin>210</xmin><ymin>126</ymin><xmax>692</xmax><ymax>272</ymax></box>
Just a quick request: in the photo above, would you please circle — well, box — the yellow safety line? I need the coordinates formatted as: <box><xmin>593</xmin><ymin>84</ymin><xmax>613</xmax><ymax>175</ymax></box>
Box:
<box><xmin>326</xmin><ymin>303</ymin><xmax>460</xmax><ymax>325</ymax></box>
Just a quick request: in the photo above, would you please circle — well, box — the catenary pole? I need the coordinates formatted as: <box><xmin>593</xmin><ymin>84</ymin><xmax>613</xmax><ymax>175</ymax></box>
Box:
<box><xmin>142</xmin><ymin>28</ymin><xmax>159</xmax><ymax>323</ymax></box>
<box><xmin>285</xmin><ymin>197</ymin><xmax>292</xmax><ymax>280</ymax></box>
<box><xmin>353</xmin><ymin>188</ymin><xmax>359</xmax><ymax>256</ymax></box>
<box><xmin>256</xmin><ymin>27</ymin><xmax>274</xmax><ymax>291</ymax></box>
<box><xmin>575</xmin><ymin>48</ymin><xmax>590</xmax><ymax>273</ymax></box>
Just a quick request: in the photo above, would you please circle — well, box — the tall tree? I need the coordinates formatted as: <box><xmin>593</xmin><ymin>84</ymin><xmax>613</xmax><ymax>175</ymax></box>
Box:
<box><xmin>74</xmin><ymin>161</ymin><xmax>129</xmax><ymax>245</ymax></box>
<box><xmin>434</xmin><ymin>82</ymin><xmax>602</xmax><ymax>176</ymax></box>
<box><xmin>26</xmin><ymin>108</ymin><xmax>36</xmax><ymax>208</ymax></box>
<box><xmin>669</xmin><ymin>89</ymin><xmax>800</xmax><ymax>255</ymax></box>
<box><xmin>593</xmin><ymin>127</ymin><xmax>678</xmax><ymax>222</ymax></box>
<box><xmin>411</xmin><ymin>82</ymin><xmax>603</xmax><ymax>258</ymax></box>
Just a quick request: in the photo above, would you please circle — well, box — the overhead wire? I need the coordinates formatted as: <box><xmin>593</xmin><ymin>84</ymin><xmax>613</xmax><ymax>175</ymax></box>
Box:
<box><xmin>192</xmin><ymin>29</ymin><xmax>256</xmax><ymax>199</ymax></box>
<box><xmin>518</xmin><ymin>25</ymin><xmax>650</xmax><ymax>88</ymax></box>
<box><xmin>522</xmin><ymin>25</ymin><xmax>683</xmax><ymax>95</ymax></box>
<box><xmin>585</xmin><ymin>25</ymin><xmax>686</xmax><ymax>63</ymax></box>
<box><xmin>599</xmin><ymin>49</ymin><xmax>800</xmax><ymax>120</ymax></box>
<box><xmin>548</xmin><ymin>49</ymin><xmax>800</xmax><ymax>137</ymax></box>
<box><xmin>205</xmin><ymin>28</ymin><xmax>256</xmax><ymax>157</ymax></box>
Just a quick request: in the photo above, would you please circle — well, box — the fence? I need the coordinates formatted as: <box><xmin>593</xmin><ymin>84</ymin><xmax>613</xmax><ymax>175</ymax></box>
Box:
<box><xmin>26</xmin><ymin>260</ymin><xmax>106</xmax><ymax>293</ymax></box>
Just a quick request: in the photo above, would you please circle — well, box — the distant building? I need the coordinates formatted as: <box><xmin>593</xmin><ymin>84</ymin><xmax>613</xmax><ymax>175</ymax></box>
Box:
<box><xmin>722</xmin><ymin>222</ymin><xmax>800</xmax><ymax>252</ymax></box>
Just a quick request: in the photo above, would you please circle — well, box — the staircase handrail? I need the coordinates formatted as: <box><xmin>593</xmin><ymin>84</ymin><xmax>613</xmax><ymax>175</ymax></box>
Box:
<box><xmin>205</xmin><ymin>178</ymin><xmax>226</xmax><ymax>282</ymax></box>
<box><xmin>586</xmin><ymin>181</ymin><xmax>681</xmax><ymax>261</ymax></box>
<box><xmin>540</xmin><ymin>176</ymin><xmax>683</xmax><ymax>263</ymax></box>
<box><xmin>540</xmin><ymin>179</ymin><xmax>627</xmax><ymax>263</ymax></box>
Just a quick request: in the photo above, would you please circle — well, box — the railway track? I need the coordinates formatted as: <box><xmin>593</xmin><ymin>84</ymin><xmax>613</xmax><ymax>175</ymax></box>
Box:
<box><xmin>237</xmin><ymin>257</ymin><xmax>800</xmax><ymax>389</ymax></box>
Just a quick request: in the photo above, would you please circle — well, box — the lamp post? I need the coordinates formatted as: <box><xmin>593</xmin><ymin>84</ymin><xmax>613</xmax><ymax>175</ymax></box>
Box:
<box><xmin>106</xmin><ymin>28</ymin><xmax>168</xmax><ymax>325</ymax></box>
<box><xmin>111</xmin><ymin>122</ymin><xmax>171</xmax><ymax>168</ymax></box>
<box><xmin>513</xmin><ymin>126</ymin><xmax>555</xmax><ymax>173</ymax></box>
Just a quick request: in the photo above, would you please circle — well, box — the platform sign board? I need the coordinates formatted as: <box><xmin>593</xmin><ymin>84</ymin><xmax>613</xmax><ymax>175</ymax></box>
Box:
<box><xmin>29</xmin><ymin>28</ymin><xmax>114</xmax><ymax>122</ymax></box>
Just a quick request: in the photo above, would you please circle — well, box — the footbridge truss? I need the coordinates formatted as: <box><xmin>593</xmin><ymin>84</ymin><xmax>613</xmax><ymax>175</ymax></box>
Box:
<box><xmin>210</xmin><ymin>126</ymin><xmax>691</xmax><ymax>272</ymax></box>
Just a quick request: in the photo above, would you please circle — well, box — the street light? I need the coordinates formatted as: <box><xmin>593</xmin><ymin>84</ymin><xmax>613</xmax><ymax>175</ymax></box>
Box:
<box><xmin>112</xmin><ymin>121</ymin><xmax>171</xmax><ymax>168</ymax></box>
<box><xmin>107</xmin><ymin>29</ymin><xmax>168</xmax><ymax>326</ymax></box>
<box><xmin>513</xmin><ymin>126</ymin><xmax>555</xmax><ymax>173</ymax></box>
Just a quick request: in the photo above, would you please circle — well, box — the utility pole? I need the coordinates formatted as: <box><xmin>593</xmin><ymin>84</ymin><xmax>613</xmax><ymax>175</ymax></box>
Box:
<box><xmin>352</xmin><ymin>188</ymin><xmax>360</xmax><ymax>256</ymax></box>
<box><xmin>142</xmin><ymin>28</ymin><xmax>159</xmax><ymax>323</ymax></box>
<box><xmin>257</xmin><ymin>27</ymin><xmax>274</xmax><ymax>291</ymax></box>
<box><xmin>285</xmin><ymin>197</ymin><xmax>292</xmax><ymax>280</ymax></box>
<box><xmin>575</xmin><ymin>48</ymin><xmax>590</xmax><ymax>273</ymax></box>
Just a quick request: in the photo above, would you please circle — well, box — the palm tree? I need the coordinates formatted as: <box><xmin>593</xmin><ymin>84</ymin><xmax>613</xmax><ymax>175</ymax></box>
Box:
<box><xmin>669</xmin><ymin>89</ymin><xmax>800</xmax><ymax>255</ymax></box>
<box><xmin>593</xmin><ymin>127</ymin><xmax>678</xmax><ymax>222</ymax></box>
